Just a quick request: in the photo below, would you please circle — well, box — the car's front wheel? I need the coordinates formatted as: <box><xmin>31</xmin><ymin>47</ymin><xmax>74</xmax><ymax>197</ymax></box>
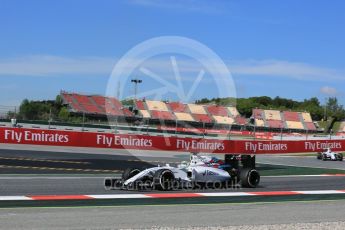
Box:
<box><xmin>322</xmin><ymin>154</ymin><xmax>327</xmax><ymax>161</ymax></box>
<box><xmin>153</xmin><ymin>169</ymin><xmax>176</xmax><ymax>191</ymax></box>
<box><xmin>317</xmin><ymin>152</ymin><xmax>322</xmax><ymax>160</ymax></box>
<box><xmin>122</xmin><ymin>168</ymin><xmax>141</xmax><ymax>181</ymax></box>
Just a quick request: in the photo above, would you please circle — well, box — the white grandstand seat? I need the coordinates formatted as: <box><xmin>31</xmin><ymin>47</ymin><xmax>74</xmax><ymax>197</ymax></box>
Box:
<box><xmin>252</xmin><ymin>109</ymin><xmax>264</xmax><ymax>119</ymax></box>
<box><xmin>188</xmin><ymin>104</ymin><xmax>207</xmax><ymax>114</ymax></box>
<box><xmin>213</xmin><ymin>116</ymin><xmax>235</xmax><ymax>125</ymax></box>
<box><xmin>286</xmin><ymin>121</ymin><xmax>304</xmax><ymax>129</ymax></box>
<box><xmin>139</xmin><ymin>110</ymin><xmax>151</xmax><ymax>118</ymax></box>
<box><xmin>146</xmin><ymin>100</ymin><xmax>169</xmax><ymax>111</ymax></box>
<box><xmin>301</xmin><ymin>112</ymin><xmax>312</xmax><ymax>123</ymax></box>
<box><xmin>227</xmin><ymin>107</ymin><xmax>239</xmax><ymax>117</ymax></box>
<box><xmin>174</xmin><ymin>112</ymin><xmax>195</xmax><ymax>122</ymax></box>
<box><xmin>264</xmin><ymin>110</ymin><xmax>282</xmax><ymax>121</ymax></box>
<box><xmin>206</xmin><ymin>105</ymin><xmax>229</xmax><ymax>117</ymax></box>
<box><xmin>255</xmin><ymin>119</ymin><xmax>265</xmax><ymax>127</ymax></box>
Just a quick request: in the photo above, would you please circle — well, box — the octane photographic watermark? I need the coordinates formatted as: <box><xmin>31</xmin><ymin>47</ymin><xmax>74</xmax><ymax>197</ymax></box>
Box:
<box><xmin>103</xmin><ymin>36</ymin><xmax>240</xmax><ymax>191</ymax></box>
<box><xmin>104</xmin><ymin>177</ymin><xmax>242</xmax><ymax>191</ymax></box>
<box><xmin>105</xmin><ymin>36</ymin><xmax>236</xmax><ymax>158</ymax></box>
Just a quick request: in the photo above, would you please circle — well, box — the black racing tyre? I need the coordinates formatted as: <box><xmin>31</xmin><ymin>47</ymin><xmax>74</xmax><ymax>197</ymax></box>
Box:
<box><xmin>337</xmin><ymin>153</ymin><xmax>343</xmax><ymax>161</ymax></box>
<box><xmin>322</xmin><ymin>154</ymin><xmax>327</xmax><ymax>161</ymax></box>
<box><xmin>317</xmin><ymin>152</ymin><xmax>322</xmax><ymax>160</ymax></box>
<box><xmin>153</xmin><ymin>169</ymin><xmax>176</xmax><ymax>191</ymax></box>
<box><xmin>240</xmin><ymin>168</ymin><xmax>260</xmax><ymax>188</ymax></box>
<box><xmin>122</xmin><ymin>168</ymin><xmax>141</xmax><ymax>181</ymax></box>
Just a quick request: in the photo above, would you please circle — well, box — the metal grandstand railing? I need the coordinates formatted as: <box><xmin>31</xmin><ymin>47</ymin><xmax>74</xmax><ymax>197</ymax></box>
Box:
<box><xmin>0</xmin><ymin>105</ymin><xmax>17</xmax><ymax>119</ymax></box>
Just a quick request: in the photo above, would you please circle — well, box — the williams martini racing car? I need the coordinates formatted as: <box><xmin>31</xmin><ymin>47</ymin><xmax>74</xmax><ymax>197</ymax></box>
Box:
<box><xmin>105</xmin><ymin>154</ymin><xmax>260</xmax><ymax>191</ymax></box>
<box><xmin>317</xmin><ymin>148</ymin><xmax>343</xmax><ymax>161</ymax></box>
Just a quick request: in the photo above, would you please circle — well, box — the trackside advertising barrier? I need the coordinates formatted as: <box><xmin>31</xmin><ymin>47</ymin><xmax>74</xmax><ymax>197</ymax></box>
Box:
<box><xmin>0</xmin><ymin>127</ymin><xmax>344</xmax><ymax>154</ymax></box>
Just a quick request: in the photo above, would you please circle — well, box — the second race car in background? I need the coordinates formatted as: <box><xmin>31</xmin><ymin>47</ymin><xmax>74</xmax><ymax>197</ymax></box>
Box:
<box><xmin>317</xmin><ymin>148</ymin><xmax>343</xmax><ymax>161</ymax></box>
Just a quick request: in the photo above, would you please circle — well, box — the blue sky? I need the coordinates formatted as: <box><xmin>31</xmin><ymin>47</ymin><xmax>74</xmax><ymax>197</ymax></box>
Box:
<box><xmin>0</xmin><ymin>0</ymin><xmax>344</xmax><ymax>107</ymax></box>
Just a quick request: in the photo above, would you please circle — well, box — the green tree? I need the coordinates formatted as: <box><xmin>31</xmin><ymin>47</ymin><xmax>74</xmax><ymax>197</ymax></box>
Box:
<box><xmin>58</xmin><ymin>107</ymin><xmax>70</xmax><ymax>121</ymax></box>
<box><xmin>19</xmin><ymin>99</ymin><xmax>52</xmax><ymax>120</ymax></box>
<box><xmin>326</xmin><ymin>97</ymin><xmax>345</xmax><ymax>120</ymax></box>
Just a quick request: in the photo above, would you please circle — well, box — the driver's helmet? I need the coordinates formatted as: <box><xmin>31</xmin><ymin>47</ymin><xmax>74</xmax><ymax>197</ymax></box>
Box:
<box><xmin>200</xmin><ymin>156</ymin><xmax>225</xmax><ymax>167</ymax></box>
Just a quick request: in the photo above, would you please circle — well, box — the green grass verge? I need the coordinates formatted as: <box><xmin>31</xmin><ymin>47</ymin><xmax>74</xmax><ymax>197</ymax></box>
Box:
<box><xmin>283</xmin><ymin>153</ymin><xmax>316</xmax><ymax>156</ymax></box>
<box><xmin>258</xmin><ymin>163</ymin><xmax>345</xmax><ymax>176</ymax></box>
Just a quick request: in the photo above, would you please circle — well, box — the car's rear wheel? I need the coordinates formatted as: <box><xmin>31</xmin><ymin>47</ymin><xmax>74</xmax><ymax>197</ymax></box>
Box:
<box><xmin>240</xmin><ymin>168</ymin><xmax>260</xmax><ymax>188</ymax></box>
<box><xmin>153</xmin><ymin>169</ymin><xmax>176</xmax><ymax>191</ymax></box>
<box><xmin>122</xmin><ymin>168</ymin><xmax>141</xmax><ymax>181</ymax></box>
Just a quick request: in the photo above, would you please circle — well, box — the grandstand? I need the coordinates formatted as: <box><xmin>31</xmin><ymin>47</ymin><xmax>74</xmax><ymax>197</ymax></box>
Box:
<box><xmin>60</xmin><ymin>92</ymin><xmax>133</xmax><ymax>117</ymax></box>
<box><xmin>252</xmin><ymin>109</ymin><xmax>266</xmax><ymax>127</ymax></box>
<box><xmin>251</xmin><ymin>108</ymin><xmax>316</xmax><ymax>131</ymax></box>
<box><xmin>60</xmin><ymin>92</ymin><xmax>318</xmax><ymax>133</ymax></box>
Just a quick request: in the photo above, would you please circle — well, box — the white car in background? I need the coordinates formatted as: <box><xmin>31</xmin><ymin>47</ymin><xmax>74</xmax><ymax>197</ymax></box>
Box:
<box><xmin>317</xmin><ymin>148</ymin><xmax>343</xmax><ymax>161</ymax></box>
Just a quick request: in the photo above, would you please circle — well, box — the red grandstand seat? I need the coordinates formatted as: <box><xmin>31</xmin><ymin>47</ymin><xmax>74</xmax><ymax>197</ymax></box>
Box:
<box><xmin>106</xmin><ymin>107</ymin><xmax>123</xmax><ymax>116</ymax></box>
<box><xmin>253</xmin><ymin>109</ymin><xmax>264</xmax><ymax>119</ymax></box>
<box><xmin>192</xmin><ymin>114</ymin><xmax>213</xmax><ymax>123</ymax></box>
<box><xmin>92</xmin><ymin>96</ymin><xmax>106</xmax><ymax>106</ymax></box>
<box><xmin>62</xmin><ymin>94</ymin><xmax>84</xmax><ymax>112</ymax></box>
<box><xmin>305</xmin><ymin>122</ymin><xmax>316</xmax><ymax>131</ymax></box>
<box><xmin>107</xmin><ymin>97</ymin><xmax>122</xmax><ymax>108</ymax></box>
<box><xmin>151</xmin><ymin>111</ymin><xmax>175</xmax><ymax>120</ymax></box>
<box><xmin>168</xmin><ymin>102</ymin><xmax>187</xmax><ymax>113</ymax></box>
<box><xmin>122</xmin><ymin>108</ymin><xmax>133</xmax><ymax>117</ymax></box>
<box><xmin>73</xmin><ymin>94</ymin><xmax>90</xmax><ymax>104</ymax></box>
<box><xmin>283</xmin><ymin>111</ymin><xmax>300</xmax><ymax>122</ymax></box>
<box><xmin>235</xmin><ymin>116</ymin><xmax>247</xmax><ymax>125</ymax></box>
<box><xmin>71</xmin><ymin>94</ymin><xmax>103</xmax><ymax>114</ymax></box>
<box><xmin>135</xmin><ymin>100</ymin><xmax>146</xmax><ymax>110</ymax></box>
<box><xmin>267</xmin><ymin>120</ymin><xmax>284</xmax><ymax>128</ymax></box>
<box><xmin>206</xmin><ymin>105</ymin><xmax>228</xmax><ymax>117</ymax></box>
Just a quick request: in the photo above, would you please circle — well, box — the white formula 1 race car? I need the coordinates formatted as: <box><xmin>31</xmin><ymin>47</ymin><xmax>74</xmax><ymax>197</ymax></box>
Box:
<box><xmin>105</xmin><ymin>154</ymin><xmax>260</xmax><ymax>191</ymax></box>
<box><xmin>317</xmin><ymin>148</ymin><xmax>343</xmax><ymax>161</ymax></box>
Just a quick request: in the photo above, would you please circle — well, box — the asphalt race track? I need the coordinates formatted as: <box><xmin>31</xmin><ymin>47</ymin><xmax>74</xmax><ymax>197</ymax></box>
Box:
<box><xmin>1</xmin><ymin>173</ymin><xmax>345</xmax><ymax>196</ymax></box>
<box><xmin>0</xmin><ymin>147</ymin><xmax>344</xmax><ymax>196</ymax></box>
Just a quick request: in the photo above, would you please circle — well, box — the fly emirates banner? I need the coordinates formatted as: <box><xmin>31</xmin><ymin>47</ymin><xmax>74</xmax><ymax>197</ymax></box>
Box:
<box><xmin>0</xmin><ymin>127</ymin><xmax>344</xmax><ymax>154</ymax></box>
